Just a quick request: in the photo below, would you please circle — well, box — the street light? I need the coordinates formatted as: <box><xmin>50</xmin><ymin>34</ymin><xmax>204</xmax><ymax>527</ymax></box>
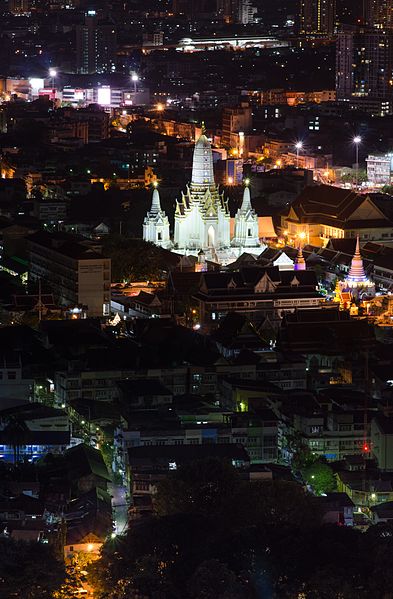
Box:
<box><xmin>49</xmin><ymin>68</ymin><xmax>57</xmax><ymax>89</ymax></box>
<box><xmin>295</xmin><ymin>141</ymin><xmax>303</xmax><ymax>168</ymax></box>
<box><xmin>131</xmin><ymin>73</ymin><xmax>139</xmax><ymax>94</ymax></box>
<box><xmin>353</xmin><ymin>136</ymin><xmax>362</xmax><ymax>187</ymax></box>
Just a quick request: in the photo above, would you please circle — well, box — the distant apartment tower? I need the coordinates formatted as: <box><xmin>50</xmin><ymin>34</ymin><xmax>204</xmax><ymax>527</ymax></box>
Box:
<box><xmin>300</xmin><ymin>0</ymin><xmax>336</xmax><ymax>35</ymax></box>
<box><xmin>366</xmin><ymin>0</ymin><xmax>393</xmax><ymax>29</ymax></box>
<box><xmin>8</xmin><ymin>0</ymin><xmax>29</xmax><ymax>14</ymax></box>
<box><xmin>76</xmin><ymin>12</ymin><xmax>117</xmax><ymax>74</ymax></box>
<box><xmin>238</xmin><ymin>0</ymin><xmax>257</xmax><ymax>24</ymax></box>
<box><xmin>216</xmin><ymin>0</ymin><xmax>257</xmax><ymax>23</ymax></box>
<box><xmin>336</xmin><ymin>28</ymin><xmax>393</xmax><ymax>103</ymax></box>
<box><xmin>222</xmin><ymin>103</ymin><xmax>252</xmax><ymax>148</ymax></box>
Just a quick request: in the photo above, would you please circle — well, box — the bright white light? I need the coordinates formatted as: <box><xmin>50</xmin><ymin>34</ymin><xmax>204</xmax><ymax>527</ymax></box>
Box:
<box><xmin>295</xmin><ymin>141</ymin><xmax>303</xmax><ymax>150</ymax></box>
<box><xmin>29</xmin><ymin>78</ymin><xmax>44</xmax><ymax>92</ymax></box>
<box><xmin>49</xmin><ymin>68</ymin><xmax>57</xmax><ymax>78</ymax></box>
<box><xmin>131</xmin><ymin>73</ymin><xmax>139</xmax><ymax>82</ymax></box>
<box><xmin>97</xmin><ymin>86</ymin><xmax>111</xmax><ymax>105</ymax></box>
<box><xmin>353</xmin><ymin>136</ymin><xmax>362</xmax><ymax>144</ymax></box>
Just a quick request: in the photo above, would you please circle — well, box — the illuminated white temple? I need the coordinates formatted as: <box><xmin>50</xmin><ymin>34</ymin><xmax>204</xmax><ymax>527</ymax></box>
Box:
<box><xmin>143</xmin><ymin>184</ymin><xmax>172</xmax><ymax>249</ymax></box>
<box><xmin>232</xmin><ymin>181</ymin><xmax>260</xmax><ymax>249</ymax></box>
<box><xmin>346</xmin><ymin>236</ymin><xmax>370</xmax><ymax>287</ymax></box>
<box><xmin>143</xmin><ymin>128</ymin><xmax>266</xmax><ymax>263</ymax></box>
<box><xmin>174</xmin><ymin>128</ymin><xmax>231</xmax><ymax>254</ymax></box>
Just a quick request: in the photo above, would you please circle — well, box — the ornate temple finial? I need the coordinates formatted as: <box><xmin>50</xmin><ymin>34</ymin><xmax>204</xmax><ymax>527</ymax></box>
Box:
<box><xmin>294</xmin><ymin>245</ymin><xmax>306</xmax><ymax>271</ymax></box>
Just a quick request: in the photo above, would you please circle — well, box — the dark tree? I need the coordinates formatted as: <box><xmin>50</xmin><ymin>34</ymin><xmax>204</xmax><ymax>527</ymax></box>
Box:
<box><xmin>0</xmin><ymin>538</ymin><xmax>65</xmax><ymax>599</ymax></box>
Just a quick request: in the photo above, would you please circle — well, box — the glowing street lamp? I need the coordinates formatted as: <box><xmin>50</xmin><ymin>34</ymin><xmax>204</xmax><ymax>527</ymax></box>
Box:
<box><xmin>49</xmin><ymin>68</ymin><xmax>57</xmax><ymax>89</ymax></box>
<box><xmin>353</xmin><ymin>136</ymin><xmax>362</xmax><ymax>187</ymax></box>
<box><xmin>131</xmin><ymin>73</ymin><xmax>139</xmax><ymax>94</ymax></box>
<box><xmin>295</xmin><ymin>141</ymin><xmax>303</xmax><ymax>168</ymax></box>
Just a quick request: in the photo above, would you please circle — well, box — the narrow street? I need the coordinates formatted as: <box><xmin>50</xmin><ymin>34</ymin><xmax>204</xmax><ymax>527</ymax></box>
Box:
<box><xmin>109</xmin><ymin>483</ymin><xmax>129</xmax><ymax>535</ymax></box>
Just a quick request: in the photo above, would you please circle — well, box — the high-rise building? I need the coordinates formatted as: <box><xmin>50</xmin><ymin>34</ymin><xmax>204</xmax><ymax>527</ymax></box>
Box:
<box><xmin>75</xmin><ymin>12</ymin><xmax>117</xmax><ymax>74</ymax></box>
<box><xmin>336</xmin><ymin>27</ymin><xmax>393</xmax><ymax>105</ymax></box>
<box><xmin>366</xmin><ymin>0</ymin><xmax>393</xmax><ymax>29</ymax></box>
<box><xmin>216</xmin><ymin>0</ymin><xmax>257</xmax><ymax>23</ymax></box>
<box><xmin>238</xmin><ymin>0</ymin><xmax>257</xmax><ymax>24</ymax></box>
<box><xmin>8</xmin><ymin>0</ymin><xmax>29</xmax><ymax>14</ymax></box>
<box><xmin>299</xmin><ymin>0</ymin><xmax>336</xmax><ymax>35</ymax></box>
<box><xmin>222</xmin><ymin>103</ymin><xmax>252</xmax><ymax>149</ymax></box>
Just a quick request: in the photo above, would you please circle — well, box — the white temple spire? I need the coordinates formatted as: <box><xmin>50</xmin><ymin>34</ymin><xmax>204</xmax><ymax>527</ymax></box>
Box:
<box><xmin>150</xmin><ymin>184</ymin><xmax>162</xmax><ymax>215</ymax></box>
<box><xmin>232</xmin><ymin>179</ymin><xmax>260</xmax><ymax>249</ymax></box>
<box><xmin>347</xmin><ymin>235</ymin><xmax>367</xmax><ymax>283</ymax></box>
<box><xmin>240</xmin><ymin>179</ymin><xmax>252</xmax><ymax>212</ymax></box>
<box><xmin>142</xmin><ymin>183</ymin><xmax>172</xmax><ymax>249</ymax></box>
<box><xmin>191</xmin><ymin>127</ymin><xmax>215</xmax><ymax>186</ymax></box>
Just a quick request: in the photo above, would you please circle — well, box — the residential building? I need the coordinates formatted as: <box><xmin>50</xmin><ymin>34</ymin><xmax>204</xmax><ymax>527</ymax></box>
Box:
<box><xmin>8</xmin><ymin>0</ymin><xmax>29</xmax><ymax>14</ymax></box>
<box><xmin>75</xmin><ymin>13</ymin><xmax>117</xmax><ymax>74</ymax></box>
<box><xmin>366</xmin><ymin>0</ymin><xmax>393</xmax><ymax>29</ymax></box>
<box><xmin>0</xmin><ymin>352</ymin><xmax>33</xmax><ymax>401</ymax></box>
<box><xmin>279</xmin><ymin>308</ymin><xmax>375</xmax><ymax>387</ymax></box>
<box><xmin>27</xmin><ymin>231</ymin><xmax>111</xmax><ymax>317</ymax></box>
<box><xmin>366</xmin><ymin>153</ymin><xmax>393</xmax><ymax>185</ymax></box>
<box><xmin>127</xmin><ymin>443</ymin><xmax>250</xmax><ymax>518</ymax></box>
<box><xmin>336</xmin><ymin>27</ymin><xmax>393</xmax><ymax>112</ymax></box>
<box><xmin>300</xmin><ymin>0</ymin><xmax>336</xmax><ymax>36</ymax></box>
<box><xmin>222</xmin><ymin>103</ymin><xmax>252</xmax><ymax>150</ymax></box>
<box><xmin>238</xmin><ymin>0</ymin><xmax>258</xmax><ymax>25</ymax></box>
<box><xmin>371</xmin><ymin>500</ymin><xmax>393</xmax><ymax>523</ymax></box>
<box><xmin>336</xmin><ymin>463</ymin><xmax>393</xmax><ymax>507</ymax></box>
<box><xmin>371</xmin><ymin>415</ymin><xmax>393</xmax><ymax>470</ymax></box>
<box><xmin>318</xmin><ymin>492</ymin><xmax>355</xmax><ymax>526</ymax></box>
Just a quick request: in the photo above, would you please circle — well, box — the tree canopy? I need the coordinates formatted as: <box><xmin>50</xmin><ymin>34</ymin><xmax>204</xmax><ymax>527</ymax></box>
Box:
<box><xmin>303</xmin><ymin>460</ymin><xmax>337</xmax><ymax>495</ymax></box>
<box><xmin>0</xmin><ymin>538</ymin><xmax>65</xmax><ymax>599</ymax></box>
<box><xmin>103</xmin><ymin>235</ymin><xmax>165</xmax><ymax>283</ymax></box>
<box><xmin>90</xmin><ymin>458</ymin><xmax>377</xmax><ymax>599</ymax></box>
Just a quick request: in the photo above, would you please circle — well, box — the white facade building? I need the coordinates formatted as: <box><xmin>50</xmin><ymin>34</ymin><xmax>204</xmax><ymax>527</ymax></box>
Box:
<box><xmin>366</xmin><ymin>154</ymin><xmax>393</xmax><ymax>186</ymax></box>
<box><xmin>143</xmin><ymin>185</ymin><xmax>171</xmax><ymax>249</ymax></box>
